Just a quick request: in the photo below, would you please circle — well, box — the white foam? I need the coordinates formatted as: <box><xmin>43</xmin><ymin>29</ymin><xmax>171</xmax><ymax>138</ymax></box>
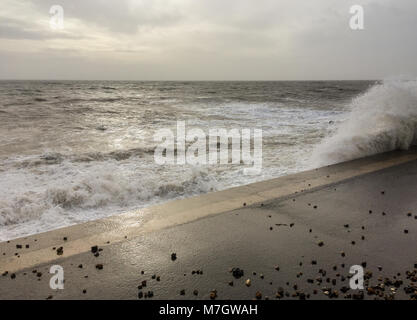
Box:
<box><xmin>312</xmin><ymin>80</ymin><xmax>417</xmax><ymax>167</ymax></box>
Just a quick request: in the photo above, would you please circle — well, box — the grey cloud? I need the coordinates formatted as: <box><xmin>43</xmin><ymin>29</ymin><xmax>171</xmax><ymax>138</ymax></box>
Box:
<box><xmin>0</xmin><ymin>0</ymin><xmax>417</xmax><ymax>80</ymax></box>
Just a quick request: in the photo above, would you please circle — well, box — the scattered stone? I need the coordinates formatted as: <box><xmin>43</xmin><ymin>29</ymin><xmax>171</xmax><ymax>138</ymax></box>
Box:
<box><xmin>91</xmin><ymin>246</ymin><xmax>98</xmax><ymax>254</ymax></box>
<box><xmin>63</xmin><ymin>237</ymin><xmax>68</xmax><ymax>241</ymax></box>
<box><xmin>274</xmin><ymin>266</ymin><xmax>280</xmax><ymax>271</ymax></box>
<box><xmin>255</xmin><ymin>291</ymin><xmax>262</xmax><ymax>300</ymax></box>
<box><xmin>10</xmin><ymin>273</ymin><xmax>16</xmax><ymax>279</ymax></box>
<box><xmin>193</xmin><ymin>290</ymin><xmax>198</xmax><ymax>296</ymax></box>
<box><xmin>56</xmin><ymin>247</ymin><xmax>63</xmax><ymax>255</ymax></box>
<box><xmin>171</xmin><ymin>253</ymin><xmax>177</xmax><ymax>261</ymax></box>
<box><xmin>95</xmin><ymin>264</ymin><xmax>103</xmax><ymax>270</ymax></box>
<box><xmin>228</xmin><ymin>281</ymin><xmax>234</xmax><ymax>286</ymax></box>
<box><xmin>404</xmin><ymin>229</ymin><xmax>409</xmax><ymax>234</ymax></box>
<box><xmin>344</xmin><ymin>224</ymin><xmax>349</xmax><ymax>228</ymax></box>
<box><xmin>245</xmin><ymin>279</ymin><xmax>251</xmax><ymax>287</ymax></box>
<box><xmin>36</xmin><ymin>272</ymin><xmax>42</xmax><ymax>278</ymax></box>
<box><xmin>82</xmin><ymin>289</ymin><xmax>87</xmax><ymax>294</ymax></box>
<box><xmin>231</xmin><ymin>267</ymin><xmax>244</xmax><ymax>279</ymax></box>
<box><xmin>180</xmin><ymin>289</ymin><xmax>185</xmax><ymax>296</ymax></box>
<box><xmin>341</xmin><ymin>252</ymin><xmax>346</xmax><ymax>257</ymax></box>
<box><xmin>138</xmin><ymin>291</ymin><xmax>143</xmax><ymax>299</ymax></box>
<box><xmin>78</xmin><ymin>264</ymin><xmax>83</xmax><ymax>269</ymax></box>
<box><xmin>16</xmin><ymin>244</ymin><xmax>22</xmax><ymax>249</ymax></box>
<box><xmin>209</xmin><ymin>290</ymin><xmax>217</xmax><ymax>300</ymax></box>
<box><xmin>318</xmin><ymin>241</ymin><xmax>324</xmax><ymax>247</ymax></box>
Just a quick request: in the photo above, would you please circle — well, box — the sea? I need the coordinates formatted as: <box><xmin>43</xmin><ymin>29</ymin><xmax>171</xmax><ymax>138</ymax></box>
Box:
<box><xmin>1</xmin><ymin>79</ymin><xmax>416</xmax><ymax>240</ymax></box>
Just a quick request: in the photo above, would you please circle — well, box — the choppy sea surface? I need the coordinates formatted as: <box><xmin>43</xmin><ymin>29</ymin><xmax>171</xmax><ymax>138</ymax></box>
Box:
<box><xmin>2</xmin><ymin>80</ymin><xmax>417</xmax><ymax>241</ymax></box>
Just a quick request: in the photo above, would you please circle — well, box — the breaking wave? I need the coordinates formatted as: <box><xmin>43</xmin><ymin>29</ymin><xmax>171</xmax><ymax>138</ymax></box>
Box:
<box><xmin>312</xmin><ymin>80</ymin><xmax>417</xmax><ymax>166</ymax></box>
<box><xmin>0</xmin><ymin>167</ymin><xmax>217</xmax><ymax>231</ymax></box>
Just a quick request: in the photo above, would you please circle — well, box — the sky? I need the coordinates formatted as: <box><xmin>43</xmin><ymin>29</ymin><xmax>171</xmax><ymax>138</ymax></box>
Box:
<box><xmin>0</xmin><ymin>0</ymin><xmax>416</xmax><ymax>80</ymax></box>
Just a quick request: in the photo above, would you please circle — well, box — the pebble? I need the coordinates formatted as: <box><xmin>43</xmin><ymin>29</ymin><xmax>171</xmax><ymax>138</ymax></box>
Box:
<box><xmin>255</xmin><ymin>291</ymin><xmax>262</xmax><ymax>300</ymax></box>
<box><xmin>171</xmin><ymin>253</ymin><xmax>177</xmax><ymax>261</ymax></box>
<box><xmin>245</xmin><ymin>279</ymin><xmax>251</xmax><ymax>287</ymax></box>
<box><xmin>193</xmin><ymin>290</ymin><xmax>198</xmax><ymax>296</ymax></box>
<box><xmin>209</xmin><ymin>290</ymin><xmax>217</xmax><ymax>300</ymax></box>
<box><xmin>231</xmin><ymin>267</ymin><xmax>244</xmax><ymax>279</ymax></box>
<box><xmin>95</xmin><ymin>264</ymin><xmax>103</xmax><ymax>270</ymax></box>
<box><xmin>56</xmin><ymin>247</ymin><xmax>63</xmax><ymax>255</ymax></box>
<box><xmin>318</xmin><ymin>241</ymin><xmax>324</xmax><ymax>247</ymax></box>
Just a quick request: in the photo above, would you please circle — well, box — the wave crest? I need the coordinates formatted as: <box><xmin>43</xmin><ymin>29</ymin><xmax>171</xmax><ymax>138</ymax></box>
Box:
<box><xmin>312</xmin><ymin>80</ymin><xmax>417</xmax><ymax>166</ymax></box>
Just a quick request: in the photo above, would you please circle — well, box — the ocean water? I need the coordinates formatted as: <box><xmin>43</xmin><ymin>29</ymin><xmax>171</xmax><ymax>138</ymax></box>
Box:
<box><xmin>1</xmin><ymin>80</ymin><xmax>416</xmax><ymax>241</ymax></box>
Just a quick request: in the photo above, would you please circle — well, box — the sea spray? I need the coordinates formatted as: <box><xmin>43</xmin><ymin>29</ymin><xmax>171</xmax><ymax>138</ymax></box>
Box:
<box><xmin>312</xmin><ymin>80</ymin><xmax>417</xmax><ymax>167</ymax></box>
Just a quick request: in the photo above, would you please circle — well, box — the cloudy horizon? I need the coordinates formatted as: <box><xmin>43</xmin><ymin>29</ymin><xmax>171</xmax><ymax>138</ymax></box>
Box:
<box><xmin>0</xmin><ymin>0</ymin><xmax>416</xmax><ymax>81</ymax></box>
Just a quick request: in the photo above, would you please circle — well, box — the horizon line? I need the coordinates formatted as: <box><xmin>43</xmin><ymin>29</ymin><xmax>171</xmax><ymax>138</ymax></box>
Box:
<box><xmin>0</xmin><ymin>79</ymin><xmax>380</xmax><ymax>82</ymax></box>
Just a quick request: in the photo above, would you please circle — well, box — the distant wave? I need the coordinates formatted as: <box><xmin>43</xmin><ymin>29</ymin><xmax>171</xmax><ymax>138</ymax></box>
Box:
<box><xmin>312</xmin><ymin>79</ymin><xmax>417</xmax><ymax>166</ymax></box>
<box><xmin>12</xmin><ymin>148</ymin><xmax>156</xmax><ymax>169</ymax></box>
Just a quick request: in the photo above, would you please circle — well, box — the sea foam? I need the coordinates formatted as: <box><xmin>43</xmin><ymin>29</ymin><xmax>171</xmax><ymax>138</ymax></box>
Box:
<box><xmin>312</xmin><ymin>80</ymin><xmax>417</xmax><ymax>166</ymax></box>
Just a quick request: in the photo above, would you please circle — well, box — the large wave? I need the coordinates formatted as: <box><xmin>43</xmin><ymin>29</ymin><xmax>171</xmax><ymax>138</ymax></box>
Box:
<box><xmin>312</xmin><ymin>80</ymin><xmax>417</xmax><ymax>166</ymax></box>
<box><xmin>0</xmin><ymin>164</ymin><xmax>218</xmax><ymax>240</ymax></box>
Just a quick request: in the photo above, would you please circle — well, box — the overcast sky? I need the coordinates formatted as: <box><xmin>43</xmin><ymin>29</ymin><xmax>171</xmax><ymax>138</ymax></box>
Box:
<box><xmin>0</xmin><ymin>0</ymin><xmax>416</xmax><ymax>80</ymax></box>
